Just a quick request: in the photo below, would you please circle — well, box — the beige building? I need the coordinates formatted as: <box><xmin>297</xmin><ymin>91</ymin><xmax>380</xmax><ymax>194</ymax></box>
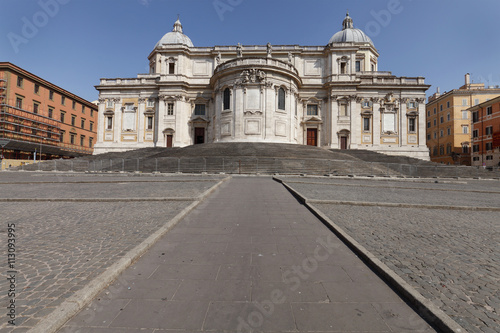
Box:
<box><xmin>426</xmin><ymin>74</ymin><xmax>500</xmax><ymax>165</ymax></box>
<box><xmin>95</xmin><ymin>15</ymin><xmax>430</xmax><ymax>160</ymax></box>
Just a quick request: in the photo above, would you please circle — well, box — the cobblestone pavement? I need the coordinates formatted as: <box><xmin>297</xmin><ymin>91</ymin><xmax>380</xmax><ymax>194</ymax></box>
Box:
<box><xmin>0</xmin><ymin>173</ymin><xmax>224</xmax><ymax>332</ymax></box>
<box><xmin>280</xmin><ymin>176</ymin><xmax>500</xmax><ymax>333</ymax></box>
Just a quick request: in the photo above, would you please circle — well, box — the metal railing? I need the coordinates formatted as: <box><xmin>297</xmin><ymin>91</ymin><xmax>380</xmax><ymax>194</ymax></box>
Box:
<box><xmin>10</xmin><ymin>156</ymin><xmax>500</xmax><ymax>178</ymax></box>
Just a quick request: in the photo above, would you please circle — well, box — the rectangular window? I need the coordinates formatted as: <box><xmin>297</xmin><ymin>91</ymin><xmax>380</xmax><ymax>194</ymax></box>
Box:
<box><xmin>433</xmin><ymin>119</ymin><xmax>437</xmax><ymax>126</ymax></box>
<box><xmin>474</xmin><ymin>99</ymin><xmax>479</xmax><ymax>105</ymax></box>
<box><xmin>473</xmin><ymin>156</ymin><xmax>480</xmax><ymax>161</ymax></box>
<box><xmin>487</xmin><ymin>106</ymin><xmax>492</xmax><ymax>115</ymax></box>
<box><xmin>80</xmin><ymin>135</ymin><xmax>85</xmax><ymax>146</ymax></box>
<box><xmin>16</xmin><ymin>97</ymin><xmax>22</xmax><ymax>109</ymax></box>
<box><xmin>33</xmin><ymin>102</ymin><xmax>39</xmax><ymax>114</ymax></box>
<box><xmin>147</xmin><ymin>99</ymin><xmax>155</xmax><ymax>107</ymax></box>
<box><xmin>167</xmin><ymin>103</ymin><xmax>174</xmax><ymax>116</ymax></box>
<box><xmin>433</xmin><ymin>146</ymin><xmax>438</xmax><ymax>156</ymax></box>
<box><xmin>194</xmin><ymin>104</ymin><xmax>206</xmax><ymax>116</ymax></box>
<box><xmin>70</xmin><ymin>134</ymin><xmax>75</xmax><ymax>145</ymax></box>
<box><xmin>147</xmin><ymin>116</ymin><xmax>153</xmax><ymax>130</ymax></box>
<box><xmin>462</xmin><ymin>99</ymin><xmax>467</xmax><ymax>106</ymax></box>
<box><xmin>169</xmin><ymin>63</ymin><xmax>175</xmax><ymax>74</ymax></box>
<box><xmin>446</xmin><ymin>145</ymin><xmax>452</xmax><ymax>154</ymax></box>
<box><xmin>447</xmin><ymin>113</ymin><xmax>450</xmax><ymax>121</ymax></box>
<box><xmin>447</xmin><ymin>128</ymin><xmax>451</xmax><ymax>135</ymax></box>
<box><xmin>48</xmin><ymin>107</ymin><xmax>53</xmax><ymax>118</ymax></box>
<box><xmin>434</xmin><ymin>132</ymin><xmax>437</xmax><ymax>139</ymax></box>
<box><xmin>60</xmin><ymin>112</ymin><xmax>65</xmax><ymax>123</ymax></box>
<box><xmin>71</xmin><ymin>115</ymin><xmax>76</xmax><ymax>126</ymax></box>
<box><xmin>462</xmin><ymin>111</ymin><xmax>468</xmax><ymax>119</ymax></box>
<box><xmin>60</xmin><ymin>131</ymin><xmax>64</xmax><ymax>143</ymax></box>
<box><xmin>34</xmin><ymin>84</ymin><xmax>40</xmax><ymax>94</ymax></box>
<box><xmin>427</xmin><ymin>110</ymin><xmax>430</xmax><ymax>117</ymax></box>
<box><xmin>106</xmin><ymin>99</ymin><xmax>113</xmax><ymax>108</ymax></box>
<box><xmin>17</xmin><ymin>76</ymin><xmax>23</xmax><ymax>87</ymax></box>
<box><xmin>82</xmin><ymin>105</ymin><xmax>85</xmax><ymax>114</ymax></box>
<box><xmin>486</xmin><ymin>155</ymin><xmax>493</xmax><ymax>160</ymax></box>
<box><xmin>427</xmin><ymin>121</ymin><xmax>431</xmax><ymax>128</ymax></box>
<box><xmin>90</xmin><ymin>109</ymin><xmax>94</xmax><ymax>117</ymax></box>
<box><xmin>472</xmin><ymin>111</ymin><xmax>478</xmax><ymax>123</ymax></box>
<box><xmin>462</xmin><ymin>145</ymin><xmax>469</xmax><ymax>154</ymax></box>
<box><xmin>473</xmin><ymin>144</ymin><xmax>479</xmax><ymax>152</ymax></box>
<box><xmin>89</xmin><ymin>121</ymin><xmax>94</xmax><ymax>132</ymax></box>
<box><xmin>363</xmin><ymin>118</ymin><xmax>370</xmax><ymax>131</ymax></box>
<box><xmin>433</xmin><ymin>107</ymin><xmax>436</xmax><ymax>114</ymax></box>
<box><xmin>307</xmin><ymin>104</ymin><xmax>318</xmax><ymax>116</ymax></box>
<box><xmin>485</xmin><ymin>142</ymin><xmax>493</xmax><ymax>151</ymax></box>
<box><xmin>61</xmin><ymin>96</ymin><xmax>65</xmax><ymax>105</ymax></box>
<box><xmin>427</xmin><ymin>134</ymin><xmax>431</xmax><ymax>141</ymax></box>
<box><xmin>49</xmin><ymin>91</ymin><xmax>54</xmax><ymax>100</ymax></box>
<box><xmin>355</xmin><ymin>61</ymin><xmax>361</xmax><ymax>72</ymax></box>
<box><xmin>472</xmin><ymin>129</ymin><xmax>479</xmax><ymax>138</ymax></box>
<box><xmin>72</xmin><ymin>101</ymin><xmax>76</xmax><ymax>109</ymax></box>
<box><xmin>408</xmin><ymin>118</ymin><xmax>416</xmax><ymax>133</ymax></box>
<box><xmin>440</xmin><ymin>130</ymin><xmax>444</xmax><ymax>137</ymax></box>
<box><xmin>440</xmin><ymin>116</ymin><xmax>444</xmax><ymax>123</ymax></box>
<box><xmin>486</xmin><ymin>126</ymin><xmax>493</xmax><ymax>135</ymax></box>
<box><xmin>447</xmin><ymin>101</ymin><xmax>450</xmax><ymax>108</ymax></box>
<box><xmin>462</xmin><ymin>126</ymin><xmax>468</xmax><ymax>134</ymax></box>
<box><xmin>81</xmin><ymin>119</ymin><xmax>85</xmax><ymax>129</ymax></box>
<box><xmin>440</xmin><ymin>146</ymin><xmax>444</xmax><ymax>155</ymax></box>
<box><xmin>440</xmin><ymin>105</ymin><xmax>443</xmax><ymax>111</ymax></box>
<box><xmin>89</xmin><ymin>137</ymin><xmax>93</xmax><ymax>148</ymax></box>
<box><xmin>107</xmin><ymin>116</ymin><xmax>113</xmax><ymax>130</ymax></box>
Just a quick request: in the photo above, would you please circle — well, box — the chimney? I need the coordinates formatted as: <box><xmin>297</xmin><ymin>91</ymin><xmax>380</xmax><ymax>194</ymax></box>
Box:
<box><xmin>436</xmin><ymin>87</ymin><xmax>440</xmax><ymax>94</ymax></box>
<box><xmin>465</xmin><ymin>73</ymin><xmax>471</xmax><ymax>86</ymax></box>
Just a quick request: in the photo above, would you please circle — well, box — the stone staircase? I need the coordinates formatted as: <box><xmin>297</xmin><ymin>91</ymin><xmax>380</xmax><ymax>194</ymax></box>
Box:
<box><xmin>8</xmin><ymin>143</ymin><xmax>500</xmax><ymax>178</ymax></box>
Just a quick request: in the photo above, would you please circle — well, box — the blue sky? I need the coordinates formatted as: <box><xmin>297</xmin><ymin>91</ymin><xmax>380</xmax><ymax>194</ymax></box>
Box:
<box><xmin>1</xmin><ymin>0</ymin><xmax>499</xmax><ymax>102</ymax></box>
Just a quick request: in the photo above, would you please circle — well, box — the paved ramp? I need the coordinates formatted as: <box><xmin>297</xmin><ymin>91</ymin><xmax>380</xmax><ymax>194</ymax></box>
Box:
<box><xmin>60</xmin><ymin>177</ymin><xmax>436</xmax><ymax>332</ymax></box>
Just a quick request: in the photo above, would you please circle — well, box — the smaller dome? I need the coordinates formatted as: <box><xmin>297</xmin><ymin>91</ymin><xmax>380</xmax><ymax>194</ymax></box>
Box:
<box><xmin>328</xmin><ymin>12</ymin><xmax>374</xmax><ymax>46</ymax></box>
<box><xmin>155</xmin><ymin>18</ymin><xmax>194</xmax><ymax>48</ymax></box>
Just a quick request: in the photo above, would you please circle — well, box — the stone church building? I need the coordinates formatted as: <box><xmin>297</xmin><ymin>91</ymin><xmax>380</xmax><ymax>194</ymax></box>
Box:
<box><xmin>94</xmin><ymin>14</ymin><xmax>430</xmax><ymax>160</ymax></box>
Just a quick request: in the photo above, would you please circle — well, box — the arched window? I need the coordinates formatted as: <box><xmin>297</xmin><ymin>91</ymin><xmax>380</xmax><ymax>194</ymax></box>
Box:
<box><xmin>223</xmin><ymin>88</ymin><xmax>230</xmax><ymax>110</ymax></box>
<box><xmin>278</xmin><ymin>87</ymin><xmax>286</xmax><ymax>110</ymax></box>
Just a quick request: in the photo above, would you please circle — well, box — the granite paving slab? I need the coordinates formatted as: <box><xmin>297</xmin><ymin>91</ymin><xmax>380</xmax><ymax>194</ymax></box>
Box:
<box><xmin>60</xmin><ymin>177</ymin><xmax>436</xmax><ymax>332</ymax></box>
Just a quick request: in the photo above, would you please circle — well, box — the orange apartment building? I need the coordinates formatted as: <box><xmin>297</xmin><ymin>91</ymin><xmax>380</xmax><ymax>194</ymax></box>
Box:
<box><xmin>426</xmin><ymin>74</ymin><xmax>500</xmax><ymax>165</ymax></box>
<box><xmin>0</xmin><ymin>62</ymin><xmax>97</xmax><ymax>167</ymax></box>
<box><xmin>469</xmin><ymin>95</ymin><xmax>500</xmax><ymax>168</ymax></box>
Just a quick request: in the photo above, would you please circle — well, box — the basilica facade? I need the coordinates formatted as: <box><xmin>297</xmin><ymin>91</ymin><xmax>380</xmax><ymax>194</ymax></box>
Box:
<box><xmin>94</xmin><ymin>14</ymin><xmax>430</xmax><ymax>160</ymax></box>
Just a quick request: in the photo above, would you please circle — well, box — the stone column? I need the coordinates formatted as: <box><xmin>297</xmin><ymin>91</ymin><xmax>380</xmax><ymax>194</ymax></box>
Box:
<box><xmin>157</xmin><ymin>96</ymin><xmax>167</xmax><ymax>147</ymax></box>
<box><xmin>400</xmin><ymin>100</ymin><xmax>407</xmax><ymax>146</ymax></box>
<box><xmin>174</xmin><ymin>96</ymin><xmax>185</xmax><ymax>146</ymax></box>
<box><xmin>330</xmin><ymin>95</ymin><xmax>339</xmax><ymax>148</ymax></box>
<box><xmin>350</xmin><ymin>97</ymin><xmax>360</xmax><ymax>148</ymax></box>
<box><xmin>113</xmin><ymin>98</ymin><xmax>122</xmax><ymax>143</ymax></box>
<box><xmin>234</xmin><ymin>86</ymin><xmax>243</xmax><ymax>140</ymax></box>
<box><xmin>417</xmin><ymin>98</ymin><xmax>426</xmax><ymax>146</ymax></box>
<box><xmin>138</xmin><ymin>98</ymin><xmax>146</xmax><ymax>144</ymax></box>
<box><xmin>372</xmin><ymin>98</ymin><xmax>381</xmax><ymax>147</ymax></box>
<box><xmin>96</xmin><ymin>98</ymin><xmax>105</xmax><ymax>144</ymax></box>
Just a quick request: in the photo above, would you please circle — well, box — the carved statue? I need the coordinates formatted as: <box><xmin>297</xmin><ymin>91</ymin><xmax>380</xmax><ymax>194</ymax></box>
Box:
<box><xmin>267</xmin><ymin>43</ymin><xmax>272</xmax><ymax>58</ymax></box>
<box><xmin>288</xmin><ymin>52</ymin><xmax>293</xmax><ymax>64</ymax></box>
<box><xmin>237</xmin><ymin>43</ymin><xmax>243</xmax><ymax>58</ymax></box>
<box><xmin>215</xmin><ymin>52</ymin><xmax>221</xmax><ymax>66</ymax></box>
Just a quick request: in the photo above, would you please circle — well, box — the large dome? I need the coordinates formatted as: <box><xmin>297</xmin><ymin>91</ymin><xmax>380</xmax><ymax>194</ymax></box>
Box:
<box><xmin>328</xmin><ymin>13</ymin><xmax>374</xmax><ymax>46</ymax></box>
<box><xmin>155</xmin><ymin>18</ymin><xmax>194</xmax><ymax>48</ymax></box>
